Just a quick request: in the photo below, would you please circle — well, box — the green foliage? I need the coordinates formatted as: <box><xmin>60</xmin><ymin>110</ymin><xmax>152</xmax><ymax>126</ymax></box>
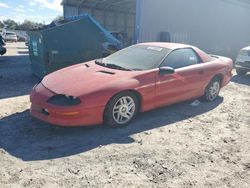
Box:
<box><xmin>17</xmin><ymin>20</ymin><xmax>45</xmax><ymax>31</ymax></box>
<box><xmin>0</xmin><ymin>15</ymin><xmax>63</xmax><ymax>30</ymax></box>
<box><xmin>3</xmin><ymin>19</ymin><xmax>18</xmax><ymax>30</ymax></box>
<box><xmin>0</xmin><ymin>21</ymin><xmax>4</xmax><ymax>29</ymax></box>
<box><xmin>53</xmin><ymin>15</ymin><xmax>64</xmax><ymax>22</ymax></box>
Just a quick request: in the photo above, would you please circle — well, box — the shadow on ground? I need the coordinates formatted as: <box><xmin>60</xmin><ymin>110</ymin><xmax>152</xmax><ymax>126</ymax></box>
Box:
<box><xmin>231</xmin><ymin>74</ymin><xmax>250</xmax><ymax>86</ymax></box>
<box><xmin>0</xmin><ymin>97</ymin><xmax>223</xmax><ymax>161</ymax></box>
<box><xmin>0</xmin><ymin>55</ymin><xmax>39</xmax><ymax>99</ymax></box>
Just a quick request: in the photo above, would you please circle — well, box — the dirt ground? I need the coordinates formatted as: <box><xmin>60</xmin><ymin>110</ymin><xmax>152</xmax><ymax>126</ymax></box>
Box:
<box><xmin>0</xmin><ymin>42</ymin><xmax>250</xmax><ymax>188</ymax></box>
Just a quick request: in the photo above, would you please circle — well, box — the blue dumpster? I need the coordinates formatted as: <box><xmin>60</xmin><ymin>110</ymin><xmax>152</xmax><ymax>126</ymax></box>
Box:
<box><xmin>27</xmin><ymin>14</ymin><xmax>122</xmax><ymax>78</ymax></box>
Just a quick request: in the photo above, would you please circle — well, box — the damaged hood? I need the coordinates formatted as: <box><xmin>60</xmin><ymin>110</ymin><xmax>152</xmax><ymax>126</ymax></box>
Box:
<box><xmin>42</xmin><ymin>61</ymin><xmax>138</xmax><ymax>97</ymax></box>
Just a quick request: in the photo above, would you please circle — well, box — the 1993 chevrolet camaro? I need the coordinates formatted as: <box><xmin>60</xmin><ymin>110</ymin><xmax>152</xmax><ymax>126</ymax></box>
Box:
<box><xmin>30</xmin><ymin>43</ymin><xmax>233</xmax><ymax>127</ymax></box>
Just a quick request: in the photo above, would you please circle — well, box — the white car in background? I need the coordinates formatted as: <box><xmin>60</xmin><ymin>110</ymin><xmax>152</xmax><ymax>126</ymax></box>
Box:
<box><xmin>3</xmin><ymin>31</ymin><xmax>18</xmax><ymax>42</ymax></box>
<box><xmin>235</xmin><ymin>46</ymin><xmax>250</xmax><ymax>75</ymax></box>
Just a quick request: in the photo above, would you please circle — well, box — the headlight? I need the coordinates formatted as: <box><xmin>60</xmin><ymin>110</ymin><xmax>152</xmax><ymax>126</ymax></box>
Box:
<box><xmin>47</xmin><ymin>94</ymin><xmax>81</xmax><ymax>106</ymax></box>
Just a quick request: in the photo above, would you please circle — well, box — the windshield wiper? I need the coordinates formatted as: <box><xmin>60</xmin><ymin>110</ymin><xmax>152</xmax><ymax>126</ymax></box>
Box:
<box><xmin>95</xmin><ymin>59</ymin><xmax>131</xmax><ymax>71</ymax></box>
<box><xmin>105</xmin><ymin>63</ymin><xmax>131</xmax><ymax>71</ymax></box>
<box><xmin>132</xmin><ymin>68</ymin><xmax>143</xmax><ymax>71</ymax></box>
<box><xmin>95</xmin><ymin>59</ymin><xmax>105</xmax><ymax>66</ymax></box>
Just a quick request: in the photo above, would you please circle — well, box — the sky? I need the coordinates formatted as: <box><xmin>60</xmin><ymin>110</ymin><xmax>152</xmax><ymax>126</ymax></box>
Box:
<box><xmin>0</xmin><ymin>0</ymin><xmax>63</xmax><ymax>24</ymax></box>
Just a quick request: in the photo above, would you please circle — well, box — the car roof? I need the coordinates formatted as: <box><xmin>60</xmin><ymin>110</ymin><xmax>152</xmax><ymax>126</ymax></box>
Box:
<box><xmin>138</xmin><ymin>42</ymin><xmax>195</xmax><ymax>50</ymax></box>
<box><xmin>138</xmin><ymin>42</ymin><xmax>212</xmax><ymax>63</ymax></box>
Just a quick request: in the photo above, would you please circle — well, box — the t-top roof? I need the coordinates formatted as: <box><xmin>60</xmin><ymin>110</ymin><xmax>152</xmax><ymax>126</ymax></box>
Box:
<box><xmin>139</xmin><ymin>42</ymin><xmax>195</xmax><ymax>50</ymax></box>
<box><xmin>61</xmin><ymin>0</ymin><xmax>136</xmax><ymax>14</ymax></box>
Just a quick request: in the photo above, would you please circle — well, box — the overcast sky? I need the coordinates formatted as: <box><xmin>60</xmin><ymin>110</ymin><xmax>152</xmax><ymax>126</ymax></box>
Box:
<box><xmin>0</xmin><ymin>0</ymin><xmax>63</xmax><ymax>24</ymax></box>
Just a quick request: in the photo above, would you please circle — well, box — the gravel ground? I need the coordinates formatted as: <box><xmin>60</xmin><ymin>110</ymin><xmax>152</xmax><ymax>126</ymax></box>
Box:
<box><xmin>0</xmin><ymin>42</ymin><xmax>250</xmax><ymax>188</ymax></box>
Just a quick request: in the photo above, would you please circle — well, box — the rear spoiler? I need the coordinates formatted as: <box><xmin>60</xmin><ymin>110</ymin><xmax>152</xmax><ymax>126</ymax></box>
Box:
<box><xmin>209</xmin><ymin>54</ymin><xmax>233</xmax><ymax>68</ymax></box>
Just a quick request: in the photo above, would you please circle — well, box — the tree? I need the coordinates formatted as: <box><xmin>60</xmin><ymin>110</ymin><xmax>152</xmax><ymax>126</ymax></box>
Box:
<box><xmin>53</xmin><ymin>15</ymin><xmax>64</xmax><ymax>22</ymax></box>
<box><xmin>3</xmin><ymin>19</ymin><xmax>18</xmax><ymax>30</ymax></box>
<box><xmin>0</xmin><ymin>21</ymin><xmax>4</xmax><ymax>29</ymax></box>
<box><xmin>17</xmin><ymin>20</ymin><xmax>45</xmax><ymax>31</ymax></box>
<box><xmin>0</xmin><ymin>19</ymin><xmax>42</xmax><ymax>31</ymax></box>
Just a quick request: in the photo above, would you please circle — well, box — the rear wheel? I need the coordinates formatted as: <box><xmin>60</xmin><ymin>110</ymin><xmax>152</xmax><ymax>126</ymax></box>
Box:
<box><xmin>204</xmin><ymin>78</ymin><xmax>221</xmax><ymax>102</ymax></box>
<box><xmin>236</xmin><ymin>68</ymin><xmax>247</xmax><ymax>76</ymax></box>
<box><xmin>104</xmin><ymin>92</ymin><xmax>139</xmax><ymax>128</ymax></box>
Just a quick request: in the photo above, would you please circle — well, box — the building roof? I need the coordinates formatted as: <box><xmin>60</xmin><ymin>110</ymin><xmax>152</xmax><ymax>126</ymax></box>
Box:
<box><xmin>61</xmin><ymin>0</ymin><xmax>136</xmax><ymax>14</ymax></box>
<box><xmin>61</xmin><ymin>0</ymin><xmax>250</xmax><ymax>17</ymax></box>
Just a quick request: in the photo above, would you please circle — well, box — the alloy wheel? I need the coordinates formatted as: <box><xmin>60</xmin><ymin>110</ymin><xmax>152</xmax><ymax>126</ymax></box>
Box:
<box><xmin>112</xmin><ymin>96</ymin><xmax>136</xmax><ymax>125</ymax></box>
<box><xmin>207</xmin><ymin>81</ymin><xmax>220</xmax><ymax>101</ymax></box>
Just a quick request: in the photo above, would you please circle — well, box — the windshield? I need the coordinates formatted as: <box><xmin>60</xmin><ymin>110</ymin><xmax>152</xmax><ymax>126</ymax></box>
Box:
<box><xmin>102</xmin><ymin>45</ymin><xmax>171</xmax><ymax>71</ymax></box>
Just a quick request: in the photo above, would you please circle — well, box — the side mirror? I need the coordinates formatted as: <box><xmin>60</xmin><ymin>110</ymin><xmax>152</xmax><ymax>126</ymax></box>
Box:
<box><xmin>159</xmin><ymin>66</ymin><xmax>175</xmax><ymax>75</ymax></box>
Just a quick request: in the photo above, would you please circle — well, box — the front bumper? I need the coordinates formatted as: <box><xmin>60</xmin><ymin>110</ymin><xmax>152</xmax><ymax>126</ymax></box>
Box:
<box><xmin>30</xmin><ymin>104</ymin><xmax>104</xmax><ymax>127</ymax></box>
<box><xmin>235</xmin><ymin>62</ymin><xmax>250</xmax><ymax>71</ymax></box>
<box><xmin>30</xmin><ymin>83</ymin><xmax>104</xmax><ymax>127</ymax></box>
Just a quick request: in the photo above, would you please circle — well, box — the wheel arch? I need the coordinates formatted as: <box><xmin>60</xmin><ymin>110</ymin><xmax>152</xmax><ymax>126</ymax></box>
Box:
<box><xmin>204</xmin><ymin>74</ymin><xmax>224</xmax><ymax>92</ymax></box>
<box><xmin>203</xmin><ymin>73</ymin><xmax>223</xmax><ymax>101</ymax></box>
<box><xmin>213</xmin><ymin>74</ymin><xmax>224</xmax><ymax>84</ymax></box>
<box><xmin>106</xmin><ymin>89</ymin><xmax>142</xmax><ymax>110</ymax></box>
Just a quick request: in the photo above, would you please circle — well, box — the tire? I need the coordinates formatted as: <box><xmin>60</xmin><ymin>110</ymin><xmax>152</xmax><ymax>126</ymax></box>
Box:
<box><xmin>204</xmin><ymin>78</ymin><xmax>221</xmax><ymax>102</ymax></box>
<box><xmin>104</xmin><ymin>92</ymin><xmax>139</xmax><ymax>128</ymax></box>
<box><xmin>236</xmin><ymin>68</ymin><xmax>247</xmax><ymax>76</ymax></box>
<box><xmin>0</xmin><ymin>47</ymin><xmax>6</xmax><ymax>56</ymax></box>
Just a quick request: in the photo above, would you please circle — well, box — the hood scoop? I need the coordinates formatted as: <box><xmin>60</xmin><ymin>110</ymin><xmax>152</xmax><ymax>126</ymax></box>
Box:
<box><xmin>98</xmin><ymin>70</ymin><xmax>115</xmax><ymax>75</ymax></box>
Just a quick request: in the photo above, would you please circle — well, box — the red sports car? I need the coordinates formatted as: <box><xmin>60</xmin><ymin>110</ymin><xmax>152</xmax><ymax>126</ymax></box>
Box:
<box><xmin>30</xmin><ymin>43</ymin><xmax>233</xmax><ymax>127</ymax></box>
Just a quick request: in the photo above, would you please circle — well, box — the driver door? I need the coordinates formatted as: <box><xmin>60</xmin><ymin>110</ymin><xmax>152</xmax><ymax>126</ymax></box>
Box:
<box><xmin>155</xmin><ymin>48</ymin><xmax>206</xmax><ymax>107</ymax></box>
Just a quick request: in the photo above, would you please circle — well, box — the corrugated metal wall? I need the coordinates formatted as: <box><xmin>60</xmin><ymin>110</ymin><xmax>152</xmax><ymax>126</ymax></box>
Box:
<box><xmin>137</xmin><ymin>0</ymin><xmax>250</xmax><ymax>59</ymax></box>
<box><xmin>63</xmin><ymin>5</ymin><xmax>136</xmax><ymax>45</ymax></box>
<box><xmin>63</xmin><ymin>5</ymin><xmax>78</xmax><ymax>17</ymax></box>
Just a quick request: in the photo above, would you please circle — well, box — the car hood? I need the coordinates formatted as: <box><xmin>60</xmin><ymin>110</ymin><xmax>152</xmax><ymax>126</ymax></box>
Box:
<box><xmin>42</xmin><ymin>61</ymin><xmax>139</xmax><ymax>97</ymax></box>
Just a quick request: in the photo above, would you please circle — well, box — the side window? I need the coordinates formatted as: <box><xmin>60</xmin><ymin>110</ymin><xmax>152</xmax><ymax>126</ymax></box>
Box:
<box><xmin>161</xmin><ymin>48</ymin><xmax>200</xmax><ymax>69</ymax></box>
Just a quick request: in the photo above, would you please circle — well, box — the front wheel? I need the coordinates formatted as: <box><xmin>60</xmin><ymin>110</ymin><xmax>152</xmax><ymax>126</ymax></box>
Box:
<box><xmin>104</xmin><ymin>92</ymin><xmax>139</xmax><ymax>128</ymax></box>
<box><xmin>204</xmin><ymin>78</ymin><xmax>221</xmax><ymax>102</ymax></box>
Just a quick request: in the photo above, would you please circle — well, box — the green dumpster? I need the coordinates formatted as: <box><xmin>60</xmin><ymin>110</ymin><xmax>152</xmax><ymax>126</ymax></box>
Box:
<box><xmin>27</xmin><ymin>14</ymin><xmax>122</xmax><ymax>78</ymax></box>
